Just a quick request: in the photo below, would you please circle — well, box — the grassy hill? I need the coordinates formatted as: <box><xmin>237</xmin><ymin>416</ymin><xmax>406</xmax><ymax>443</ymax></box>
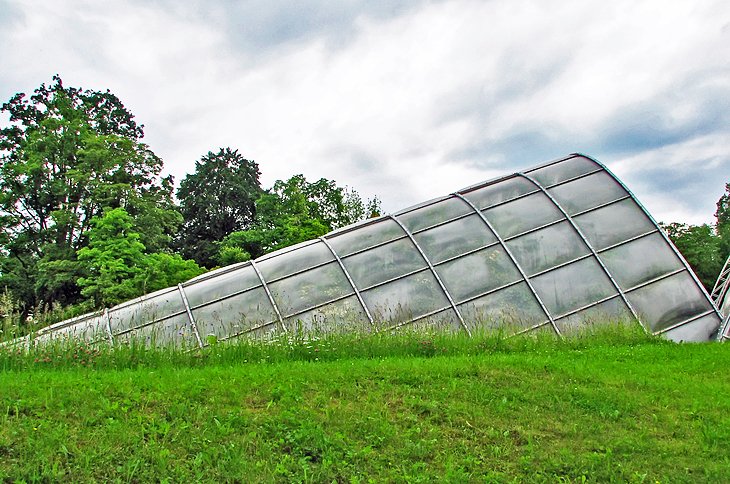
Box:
<box><xmin>1</xmin><ymin>328</ymin><xmax>729</xmax><ymax>482</ymax></box>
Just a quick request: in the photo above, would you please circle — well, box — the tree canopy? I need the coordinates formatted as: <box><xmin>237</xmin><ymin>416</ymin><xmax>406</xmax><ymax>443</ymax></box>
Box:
<box><xmin>176</xmin><ymin>148</ymin><xmax>262</xmax><ymax>268</ymax></box>
<box><xmin>0</xmin><ymin>76</ymin><xmax>186</xmax><ymax>314</ymax></box>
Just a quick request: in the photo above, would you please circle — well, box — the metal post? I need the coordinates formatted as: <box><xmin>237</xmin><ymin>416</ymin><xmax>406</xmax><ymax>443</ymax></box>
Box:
<box><xmin>250</xmin><ymin>260</ymin><xmax>288</xmax><ymax>334</ymax></box>
<box><xmin>452</xmin><ymin>193</ymin><xmax>561</xmax><ymax>336</ymax></box>
<box><xmin>319</xmin><ymin>237</ymin><xmax>375</xmax><ymax>326</ymax></box>
<box><xmin>388</xmin><ymin>215</ymin><xmax>472</xmax><ymax>336</ymax></box>
<box><xmin>177</xmin><ymin>284</ymin><xmax>204</xmax><ymax>348</ymax></box>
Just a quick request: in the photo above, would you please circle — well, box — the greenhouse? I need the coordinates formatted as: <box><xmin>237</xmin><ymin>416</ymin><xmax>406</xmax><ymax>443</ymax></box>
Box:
<box><xmin>21</xmin><ymin>154</ymin><xmax>730</xmax><ymax>347</ymax></box>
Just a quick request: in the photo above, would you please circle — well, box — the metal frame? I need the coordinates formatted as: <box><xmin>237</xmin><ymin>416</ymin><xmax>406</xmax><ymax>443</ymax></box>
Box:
<box><xmin>319</xmin><ymin>237</ymin><xmax>375</xmax><ymax>326</ymax></box>
<box><xmin>388</xmin><ymin>215</ymin><xmax>471</xmax><ymax>336</ymax></box>
<box><xmin>577</xmin><ymin>153</ymin><xmax>724</xmax><ymax>339</ymax></box>
<box><xmin>103</xmin><ymin>308</ymin><xmax>114</xmax><ymax>345</ymax></box>
<box><xmin>24</xmin><ymin>153</ymin><xmax>726</xmax><ymax>345</ymax></box>
<box><xmin>250</xmin><ymin>259</ymin><xmax>288</xmax><ymax>334</ymax></box>
<box><xmin>517</xmin><ymin>172</ymin><xmax>645</xmax><ymax>332</ymax></box>
<box><xmin>452</xmin><ymin>193</ymin><xmax>561</xmax><ymax>336</ymax></box>
<box><xmin>177</xmin><ymin>284</ymin><xmax>204</xmax><ymax>348</ymax></box>
<box><xmin>711</xmin><ymin>254</ymin><xmax>730</xmax><ymax>306</ymax></box>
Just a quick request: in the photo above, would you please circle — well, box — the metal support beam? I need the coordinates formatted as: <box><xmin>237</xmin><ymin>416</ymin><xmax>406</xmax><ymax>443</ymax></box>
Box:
<box><xmin>452</xmin><ymin>193</ymin><xmax>560</xmax><ymax>336</ymax></box>
<box><xmin>517</xmin><ymin>172</ymin><xmax>645</xmax><ymax>332</ymax></box>
<box><xmin>320</xmin><ymin>237</ymin><xmax>375</xmax><ymax>326</ymax></box>
<box><xmin>177</xmin><ymin>284</ymin><xmax>204</xmax><ymax>348</ymax></box>
<box><xmin>250</xmin><ymin>260</ymin><xmax>288</xmax><ymax>334</ymax></box>
<box><xmin>389</xmin><ymin>215</ymin><xmax>472</xmax><ymax>336</ymax></box>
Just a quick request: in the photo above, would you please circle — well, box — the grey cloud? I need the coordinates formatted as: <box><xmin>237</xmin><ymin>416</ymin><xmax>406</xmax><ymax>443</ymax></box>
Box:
<box><xmin>595</xmin><ymin>85</ymin><xmax>730</xmax><ymax>156</ymax></box>
<box><xmin>135</xmin><ymin>0</ymin><xmax>435</xmax><ymax>55</ymax></box>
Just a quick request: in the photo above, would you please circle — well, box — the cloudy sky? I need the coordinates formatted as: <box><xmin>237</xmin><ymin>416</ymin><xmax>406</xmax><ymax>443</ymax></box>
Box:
<box><xmin>1</xmin><ymin>0</ymin><xmax>728</xmax><ymax>225</ymax></box>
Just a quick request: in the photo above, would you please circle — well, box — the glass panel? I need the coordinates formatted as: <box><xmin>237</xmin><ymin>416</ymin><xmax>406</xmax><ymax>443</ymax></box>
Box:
<box><xmin>108</xmin><ymin>289</ymin><xmax>185</xmax><ymax>334</ymax></box>
<box><xmin>600</xmin><ymin>233</ymin><xmax>683</xmax><ymax>290</ymax></box>
<box><xmin>554</xmin><ymin>297</ymin><xmax>633</xmax><ymax>334</ymax></box>
<box><xmin>458</xmin><ymin>282</ymin><xmax>547</xmax><ymax>333</ymax></box>
<box><xmin>415</xmin><ymin>214</ymin><xmax>496</xmax><ymax>264</ymax></box>
<box><xmin>507</xmin><ymin>221</ymin><xmax>589</xmax><ymax>276</ymax></box>
<box><xmin>398</xmin><ymin>197</ymin><xmax>472</xmax><ymax>233</ymax></box>
<box><xmin>436</xmin><ymin>247</ymin><xmax>521</xmax><ymax>302</ymax></box>
<box><xmin>662</xmin><ymin>313</ymin><xmax>721</xmax><ymax>342</ymax></box>
<box><xmin>626</xmin><ymin>271</ymin><xmax>713</xmax><ymax>333</ymax></box>
<box><xmin>193</xmin><ymin>287</ymin><xmax>276</xmax><ymax>340</ymax></box>
<box><xmin>397</xmin><ymin>309</ymin><xmax>462</xmax><ymax>333</ymax></box>
<box><xmin>548</xmin><ymin>171</ymin><xmax>627</xmax><ymax>215</ymax></box>
<box><xmin>184</xmin><ymin>265</ymin><xmax>261</xmax><ymax>308</ymax></box>
<box><xmin>484</xmin><ymin>192</ymin><xmax>564</xmax><ymax>239</ymax></box>
<box><xmin>521</xmin><ymin>323</ymin><xmax>558</xmax><ymax>337</ymax></box>
<box><xmin>362</xmin><ymin>271</ymin><xmax>449</xmax><ymax>324</ymax></box>
<box><xmin>257</xmin><ymin>241</ymin><xmax>334</xmax><ymax>281</ymax></box>
<box><xmin>342</xmin><ymin>238</ymin><xmax>426</xmax><ymax>289</ymax></box>
<box><xmin>285</xmin><ymin>296</ymin><xmax>368</xmax><ymax>334</ymax></box>
<box><xmin>269</xmin><ymin>262</ymin><xmax>352</xmax><ymax>317</ymax></box>
<box><xmin>327</xmin><ymin>218</ymin><xmax>404</xmax><ymax>257</ymax></box>
<box><xmin>45</xmin><ymin>314</ymin><xmax>108</xmax><ymax>342</ymax></box>
<box><xmin>573</xmin><ymin>199</ymin><xmax>656</xmax><ymax>250</ymax></box>
<box><xmin>528</xmin><ymin>156</ymin><xmax>599</xmax><ymax>187</ymax></box>
<box><xmin>117</xmin><ymin>314</ymin><xmax>196</xmax><ymax>348</ymax></box>
<box><xmin>532</xmin><ymin>257</ymin><xmax>616</xmax><ymax>317</ymax></box>
<box><xmin>462</xmin><ymin>177</ymin><xmax>537</xmax><ymax>210</ymax></box>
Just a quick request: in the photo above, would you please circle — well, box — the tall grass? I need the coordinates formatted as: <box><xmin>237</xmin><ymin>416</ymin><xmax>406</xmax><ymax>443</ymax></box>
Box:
<box><xmin>1</xmin><ymin>321</ymin><xmax>655</xmax><ymax>372</ymax></box>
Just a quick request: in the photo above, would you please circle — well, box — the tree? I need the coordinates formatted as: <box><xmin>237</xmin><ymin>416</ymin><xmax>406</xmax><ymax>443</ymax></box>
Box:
<box><xmin>176</xmin><ymin>148</ymin><xmax>262</xmax><ymax>268</ymax></box>
<box><xmin>77</xmin><ymin>208</ymin><xmax>148</xmax><ymax>307</ymax></box>
<box><xmin>218</xmin><ymin>174</ymin><xmax>381</xmax><ymax>264</ymax></box>
<box><xmin>77</xmin><ymin>208</ymin><xmax>205</xmax><ymax>307</ymax></box>
<box><xmin>662</xmin><ymin>222</ymin><xmax>723</xmax><ymax>291</ymax></box>
<box><xmin>0</xmin><ymin>76</ymin><xmax>180</xmax><ymax>312</ymax></box>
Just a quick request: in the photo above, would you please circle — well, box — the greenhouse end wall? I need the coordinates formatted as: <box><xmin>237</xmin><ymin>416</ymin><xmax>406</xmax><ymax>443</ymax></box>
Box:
<box><xmin>23</xmin><ymin>154</ymin><xmax>727</xmax><ymax>347</ymax></box>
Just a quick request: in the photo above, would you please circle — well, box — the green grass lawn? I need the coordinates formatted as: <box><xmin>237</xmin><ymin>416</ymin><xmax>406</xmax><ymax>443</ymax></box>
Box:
<box><xmin>1</xmin><ymin>328</ymin><xmax>729</xmax><ymax>482</ymax></box>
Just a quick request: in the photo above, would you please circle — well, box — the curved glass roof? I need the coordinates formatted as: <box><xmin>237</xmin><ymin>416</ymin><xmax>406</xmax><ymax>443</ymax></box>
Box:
<box><xmin>27</xmin><ymin>154</ymin><xmax>726</xmax><ymax>347</ymax></box>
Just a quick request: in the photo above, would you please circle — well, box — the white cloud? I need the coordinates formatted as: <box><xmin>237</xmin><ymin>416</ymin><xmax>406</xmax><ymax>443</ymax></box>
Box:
<box><xmin>1</xmin><ymin>0</ymin><xmax>729</xmax><ymax>223</ymax></box>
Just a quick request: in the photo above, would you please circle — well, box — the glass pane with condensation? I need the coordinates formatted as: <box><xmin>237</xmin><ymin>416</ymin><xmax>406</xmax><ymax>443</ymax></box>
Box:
<box><xmin>483</xmin><ymin>192</ymin><xmax>564</xmax><ymax>239</ymax></box>
<box><xmin>327</xmin><ymin>218</ymin><xmax>405</xmax><ymax>257</ymax></box>
<box><xmin>573</xmin><ymin>199</ymin><xmax>656</xmax><ymax>250</ymax></box>
<box><xmin>507</xmin><ymin>221</ymin><xmax>589</xmax><ymax>276</ymax></box>
<box><xmin>626</xmin><ymin>271</ymin><xmax>713</xmax><ymax>333</ymax></box>
<box><xmin>117</xmin><ymin>313</ymin><xmax>196</xmax><ymax>348</ymax></box>
<box><xmin>342</xmin><ymin>237</ymin><xmax>426</xmax><ymax>289</ymax></box>
<box><xmin>458</xmin><ymin>282</ymin><xmax>547</xmax><ymax>333</ymax></box>
<box><xmin>398</xmin><ymin>197</ymin><xmax>472</xmax><ymax>233</ymax></box>
<box><xmin>462</xmin><ymin>177</ymin><xmax>537</xmax><ymax>210</ymax></box>
<box><xmin>532</xmin><ymin>257</ymin><xmax>616</xmax><ymax>317</ymax></box>
<box><xmin>257</xmin><ymin>241</ymin><xmax>334</xmax><ymax>282</ymax></box>
<box><xmin>527</xmin><ymin>156</ymin><xmax>600</xmax><ymax>187</ymax></box>
<box><xmin>184</xmin><ymin>265</ymin><xmax>261</xmax><ymax>308</ymax></box>
<box><xmin>269</xmin><ymin>262</ymin><xmax>352</xmax><ymax>317</ymax></box>
<box><xmin>548</xmin><ymin>171</ymin><xmax>627</xmax><ymax>215</ymax></box>
<box><xmin>108</xmin><ymin>289</ymin><xmax>185</xmax><ymax>334</ymax></box>
<box><xmin>436</xmin><ymin>247</ymin><xmax>521</xmax><ymax>302</ymax></box>
<box><xmin>554</xmin><ymin>296</ymin><xmax>633</xmax><ymax>334</ymax></box>
<box><xmin>600</xmin><ymin>233</ymin><xmax>683</xmax><ymax>290</ymax></box>
<box><xmin>193</xmin><ymin>287</ymin><xmax>277</xmax><ymax>340</ymax></box>
<box><xmin>662</xmin><ymin>313</ymin><xmax>721</xmax><ymax>342</ymax></box>
<box><xmin>285</xmin><ymin>295</ymin><xmax>368</xmax><ymax>334</ymax></box>
<box><xmin>415</xmin><ymin>214</ymin><xmax>496</xmax><ymax>265</ymax></box>
<box><xmin>362</xmin><ymin>271</ymin><xmax>449</xmax><ymax>324</ymax></box>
